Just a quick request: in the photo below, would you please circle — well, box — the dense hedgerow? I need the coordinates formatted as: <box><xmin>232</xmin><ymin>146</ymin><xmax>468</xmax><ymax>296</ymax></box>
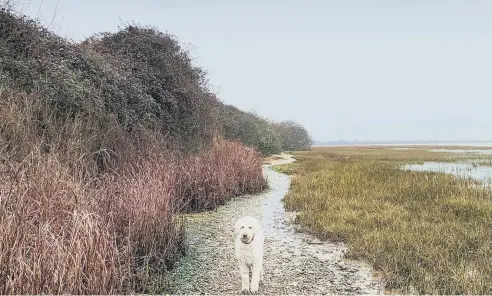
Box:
<box><xmin>0</xmin><ymin>5</ymin><xmax>310</xmax><ymax>294</ymax></box>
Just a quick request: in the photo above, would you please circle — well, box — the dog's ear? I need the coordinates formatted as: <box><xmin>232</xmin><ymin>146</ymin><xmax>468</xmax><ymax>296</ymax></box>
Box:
<box><xmin>234</xmin><ymin>219</ymin><xmax>242</xmax><ymax>234</ymax></box>
<box><xmin>252</xmin><ymin>219</ymin><xmax>261</xmax><ymax>232</ymax></box>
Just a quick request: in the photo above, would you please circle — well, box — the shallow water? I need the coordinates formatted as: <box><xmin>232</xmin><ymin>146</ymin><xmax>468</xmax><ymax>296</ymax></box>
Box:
<box><xmin>429</xmin><ymin>148</ymin><xmax>492</xmax><ymax>155</ymax></box>
<box><xmin>402</xmin><ymin>162</ymin><xmax>492</xmax><ymax>185</ymax></box>
<box><xmin>166</xmin><ymin>158</ymin><xmax>383</xmax><ymax>295</ymax></box>
<box><xmin>315</xmin><ymin>142</ymin><xmax>492</xmax><ymax>148</ymax></box>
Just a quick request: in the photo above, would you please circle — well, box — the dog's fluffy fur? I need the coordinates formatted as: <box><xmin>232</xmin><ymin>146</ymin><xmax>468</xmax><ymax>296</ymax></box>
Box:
<box><xmin>234</xmin><ymin>216</ymin><xmax>264</xmax><ymax>294</ymax></box>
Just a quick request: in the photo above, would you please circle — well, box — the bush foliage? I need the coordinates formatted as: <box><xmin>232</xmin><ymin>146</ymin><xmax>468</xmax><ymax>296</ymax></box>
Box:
<box><xmin>219</xmin><ymin>104</ymin><xmax>282</xmax><ymax>155</ymax></box>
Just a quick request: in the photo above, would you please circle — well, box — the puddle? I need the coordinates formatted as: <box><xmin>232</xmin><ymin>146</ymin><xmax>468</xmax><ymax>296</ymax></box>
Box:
<box><xmin>402</xmin><ymin>162</ymin><xmax>492</xmax><ymax>185</ymax></box>
<box><xmin>429</xmin><ymin>148</ymin><xmax>492</xmax><ymax>155</ymax></box>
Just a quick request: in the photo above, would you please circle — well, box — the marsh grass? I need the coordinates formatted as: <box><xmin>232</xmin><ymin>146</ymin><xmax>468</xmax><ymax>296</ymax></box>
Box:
<box><xmin>277</xmin><ymin>147</ymin><xmax>492</xmax><ymax>294</ymax></box>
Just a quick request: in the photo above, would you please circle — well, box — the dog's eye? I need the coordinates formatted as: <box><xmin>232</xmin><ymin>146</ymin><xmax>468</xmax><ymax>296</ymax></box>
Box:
<box><xmin>249</xmin><ymin>226</ymin><xmax>252</xmax><ymax>229</ymax></box>
<box><xmin>241</xmin><ymin>226</ymin><xmax>244</xmax><ymax>229</ymax></box>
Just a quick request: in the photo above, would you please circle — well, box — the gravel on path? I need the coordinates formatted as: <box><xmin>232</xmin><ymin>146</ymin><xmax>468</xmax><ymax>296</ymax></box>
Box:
<box><xmin>166</xmin><ymin>156</ymin><xmax>383</xmax><ymax>295</ymax></box>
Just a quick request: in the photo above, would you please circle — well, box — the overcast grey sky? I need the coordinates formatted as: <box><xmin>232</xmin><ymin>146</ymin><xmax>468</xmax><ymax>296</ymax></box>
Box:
<box><xmin>18</xmin><ymin>0</ymin><xmax>492</xmax><ymax>142</ymax></box>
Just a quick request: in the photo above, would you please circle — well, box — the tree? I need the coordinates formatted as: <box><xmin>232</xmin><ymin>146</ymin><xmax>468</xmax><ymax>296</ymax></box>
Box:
<box><xmin>273</xmin><ymin>120</ymin><xmax>312</xmax><ymax>151</ymax></box>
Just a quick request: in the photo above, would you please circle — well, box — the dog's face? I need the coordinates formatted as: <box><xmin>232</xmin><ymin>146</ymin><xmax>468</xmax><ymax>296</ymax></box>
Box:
<box><xmin>234</xmin><ymin>216</ymin><xmax>261</xmax><ymax>244</ymax></box>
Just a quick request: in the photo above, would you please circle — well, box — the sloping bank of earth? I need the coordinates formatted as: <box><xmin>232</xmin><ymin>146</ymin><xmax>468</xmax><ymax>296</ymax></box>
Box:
<box><xmin>165</xmin><ymin>154</ymin><xmax>383</xmax><ymax>295</ymax></box>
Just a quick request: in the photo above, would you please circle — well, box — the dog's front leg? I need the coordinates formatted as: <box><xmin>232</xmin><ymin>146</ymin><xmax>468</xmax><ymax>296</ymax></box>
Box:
<box><xmin>250</xmin><ymin>263</ymin><xmax>261</xmax><ymax>294</ymax></box>
<box><xmin>239</xmin><ymin>263</ymin><xmax>250</xmax><ymax>294</ymax></box>
<box><xmin>260</xmin><ymin>265</ymin><xmax>264</xmax><ymax>283</ymax></box>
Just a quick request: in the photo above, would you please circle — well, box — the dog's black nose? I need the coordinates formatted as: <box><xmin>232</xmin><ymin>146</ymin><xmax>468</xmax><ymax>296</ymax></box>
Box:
<box><xmin>242</xmin><ymin>234</ymin><xmax>247</xmax><ymax>238</ymax></box>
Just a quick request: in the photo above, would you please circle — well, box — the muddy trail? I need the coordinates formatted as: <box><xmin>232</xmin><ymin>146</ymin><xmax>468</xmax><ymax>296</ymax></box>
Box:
<box><xmin>166</xmin><ymin>155</ymin><xmax>383</xmax><ymax>295</ymax></box>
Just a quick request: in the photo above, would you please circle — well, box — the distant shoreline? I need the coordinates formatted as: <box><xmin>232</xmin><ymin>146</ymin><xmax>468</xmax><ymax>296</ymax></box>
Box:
<box><xmin>312</xmin><ymin>141</ymin><xmax>492</xmax><ymax>148</ymax></box>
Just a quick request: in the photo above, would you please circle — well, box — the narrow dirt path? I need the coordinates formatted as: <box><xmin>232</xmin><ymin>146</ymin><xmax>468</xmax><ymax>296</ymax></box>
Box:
<box><xmin>166</xmin><ymin>155</ymin><xmax>383</xmax><ymax>295</ymax></box>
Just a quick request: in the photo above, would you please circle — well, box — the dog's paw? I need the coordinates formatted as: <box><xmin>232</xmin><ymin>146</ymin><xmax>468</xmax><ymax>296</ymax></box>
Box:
<box><xmin>250</xmin><ymin>289</ymin><xmax>259</xmax><ymax>295</ymax></box>
<box><xmin>241</xmin><ymin>289</ymin><xmax>250</xmax><ymax>295</ymax></box>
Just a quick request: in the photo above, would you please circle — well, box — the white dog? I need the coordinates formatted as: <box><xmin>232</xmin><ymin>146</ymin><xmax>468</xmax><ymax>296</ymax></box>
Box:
<box><xmin>234</xmin><ymin>216</ymin><xmax>264</xmax><ymax>294</ymax></box>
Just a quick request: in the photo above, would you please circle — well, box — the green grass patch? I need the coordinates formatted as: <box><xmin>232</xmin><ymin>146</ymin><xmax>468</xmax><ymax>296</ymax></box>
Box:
<box><xmin>280</xmin><ymin>147</ymin><xmax>492</xmax><ymax>294</ymax></box>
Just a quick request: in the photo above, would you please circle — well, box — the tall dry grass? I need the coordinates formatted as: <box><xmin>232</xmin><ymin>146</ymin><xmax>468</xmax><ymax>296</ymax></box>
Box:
<box><xmin>0</xmin><ymin>155</ymin><xmax>120</xmax><ymax>294</ymax></box>
<box><xmin>176</xmin><ymin>140</ymin><xmax>267</xmax><ymax>211</ymax></box>
<box><xmin>0</xmin><ymin>140</ymin><xmax>266</xmax><ymax>294</ymax></box>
